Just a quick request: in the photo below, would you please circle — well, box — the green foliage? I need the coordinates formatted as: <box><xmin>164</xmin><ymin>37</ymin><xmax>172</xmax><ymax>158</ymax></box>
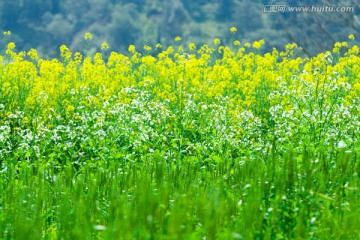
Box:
<box><xmin>1</xmin><ymin>147</ymin><xmax>359</xmax><ymax>239</ymax></box>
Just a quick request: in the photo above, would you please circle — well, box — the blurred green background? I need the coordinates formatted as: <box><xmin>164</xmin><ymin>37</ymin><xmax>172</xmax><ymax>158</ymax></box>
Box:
<box><xmin>0</xmin><ymin>0</ymin><xmax>359</xmax><ymax>58</ymax></box>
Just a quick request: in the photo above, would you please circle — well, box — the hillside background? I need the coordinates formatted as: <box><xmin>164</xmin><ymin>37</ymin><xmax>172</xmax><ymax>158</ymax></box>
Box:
<box><xmin>0</xmin><ymin>0</ymin><xmax>359</xmax><ymax>58</ymax></box>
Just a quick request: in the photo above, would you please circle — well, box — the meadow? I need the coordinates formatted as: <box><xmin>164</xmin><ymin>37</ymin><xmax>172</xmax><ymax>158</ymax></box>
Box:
<box><xmin>0</xmin><ymin>31</ymin><xmax>359</xmax><ymax>239</ymax></box>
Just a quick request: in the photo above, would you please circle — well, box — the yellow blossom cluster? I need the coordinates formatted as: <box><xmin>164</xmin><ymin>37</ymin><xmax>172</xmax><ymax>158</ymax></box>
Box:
<box><xmin>1</xmin><ymin>35</ymin><xmax>359</xmax><ymax>128</ymax></box>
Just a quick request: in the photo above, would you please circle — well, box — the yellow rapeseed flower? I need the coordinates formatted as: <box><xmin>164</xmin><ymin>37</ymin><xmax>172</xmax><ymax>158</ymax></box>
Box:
<box><xmin>233</xmin><ymin>40</ymin><xmax>240</xmax><ymax>46</ymax></box>
<box><xmin>230</xmin><ymin>27</ymin><xmax>237</xmax><ymax>33</ymax></box>
<box><xmin>214</xmin><ymin>38</ymin><xmax>221</xmax><ymax>45</ymax></box>
<box><xmin>218</xmin><ymin>46</ymin><xmax>224</xmax><ymax>53</ymax></box>
<box><xmin>5</xmin><ymin>42</ymin><xmax>16</xmax><ymax>57</ymax></box>
<box><xmin>128</xmin><ymin>45</ymin><xmax>136</xmax><ymax>54</ymax></box>
<box><xmin>189</xmin><ymin>43</ymin><xmax>196</xmax><ymax>51</ymax></box>
<box><xmin>7</xmin><ymin>42</ymin><xmax>15</xmax><ymax>50</ymax></box>
<box><xmin>27</xmin><ymin>48</ymin><xmax>38</xmax><ymax>60</ymax></box>
<box><xmin>252</xmin><ymin>41</ymin><xmax>261</xmax><ymax>49</ymax></box>
<box><xmin>175</xmin><ymin>36</ymin><xmax>182</xmax><ymax>42</ymax></box>
<box><xmin>84</xmin><ymin>32</ymin><xmax>93</xmax><ymax>40</ymax></box>
<box><xmin>348</xmin><ymin>45</ymin><xmax>359</xmax><ymax>55</ymax></box>
<box><xmin>334</xmin><ymin>42</ymin><xmax>342</xmax><ymax>48</ymax></box>
<box><xmin>285</xmin><ymin>43</ymin><xmax>297</xmax><ymax>50</ymax></box>
<box><xmin>74</xmin><ymin>52</ymin><xmax>83</xmax><ymax>63</ymax></box>
<box><xmin>101</xmin><ymin>42</ymin><xmax>109</xmax><ymax>50</ymax></box>
<box><xmin>60</xmin><ymin>45</ymin><xmax>72</xmax><ymax>62</ymax></box>
<box><xmin>144</xmin><ymin>45</ymin><xmax>152</xmax><ymax>52</ymax></box>
<box><xmin>348</xmin><ymin>34</ymin><xmax>355</xmax><ymax>40</ymax></box>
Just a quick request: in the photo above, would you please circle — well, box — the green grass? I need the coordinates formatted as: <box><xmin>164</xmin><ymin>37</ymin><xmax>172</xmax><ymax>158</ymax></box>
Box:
<box><xmin>1</xmin><ymin>145</ymin><xmax>359</xmax><ymax>239</ymax></box>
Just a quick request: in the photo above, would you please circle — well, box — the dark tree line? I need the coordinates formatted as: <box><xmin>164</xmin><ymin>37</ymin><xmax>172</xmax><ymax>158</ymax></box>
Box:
<box><xmin>0</xmin><ymin>0</ymin><xmax>359</xmax><ymax>58</ymax></box>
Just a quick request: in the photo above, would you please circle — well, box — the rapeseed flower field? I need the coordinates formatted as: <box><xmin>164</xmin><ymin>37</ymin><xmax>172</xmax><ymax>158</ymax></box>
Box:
<box><xmin>0</xmin><ymin>31</ymin><xmax>359</xmax><ymax>239</ymax></box>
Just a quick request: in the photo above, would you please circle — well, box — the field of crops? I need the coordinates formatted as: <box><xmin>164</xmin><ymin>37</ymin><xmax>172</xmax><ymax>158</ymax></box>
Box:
<box><xmin>0</xmin><ymin>31</ymin><xmax>360</xmax><ymax>239</ymax></box>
